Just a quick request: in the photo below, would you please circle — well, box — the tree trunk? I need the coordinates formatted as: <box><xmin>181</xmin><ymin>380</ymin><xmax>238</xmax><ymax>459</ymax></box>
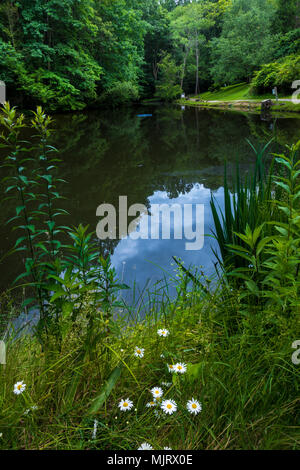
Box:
<box><xmin>6</xmin><ymin>1</ymin><xmax>17</xmax><ymax>49</ymax></box>
<box><xmin>180</xmin><ymin>45</ymin><xmax>190</xmax><ymax>90</ymax></box>
<box><xmin>195</xmin><ymin>32</ymin><xmax>199</xmax><ymax>95</ymax></box>
<box><xmin>153</xmin><ymin>58</ymin><xmax>158</xmax><ymax>81</ymax></box>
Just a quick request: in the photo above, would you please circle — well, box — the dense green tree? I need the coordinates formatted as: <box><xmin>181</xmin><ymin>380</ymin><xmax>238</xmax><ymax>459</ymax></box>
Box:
<box><xmin>155</xmin><ymin>53</ymin><xmax>183</xmax><ymax>100</ymax></box>
<box><xmin>93</xmin><ymin>0</ymin><xmax>147</xmax><ymax>93</ymax></box>
<box><xmin>169</xmin><ymin>0</ymin><xmax>230</xmax><ymax>94</ymax></box>
<box><xmin>273</xmin><ymin>0</ymin><xmax>299</xmax><ymax>34</ymax></box>
<box><xmin>210</xmin><ymin>0</ymin><xmax>276</xmax><ymax>85</ymax></box>
<box><xmin>140</xmin><ymin>0</ymin><xmax>171</xmax><ymax>95</ymax></box>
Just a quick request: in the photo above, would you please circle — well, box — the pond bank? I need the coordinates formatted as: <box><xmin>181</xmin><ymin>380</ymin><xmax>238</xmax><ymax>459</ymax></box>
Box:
<box><xmin>178</xmin><ymin>98</ymin><xmax>300</xmax><ymax>117</ymax></box>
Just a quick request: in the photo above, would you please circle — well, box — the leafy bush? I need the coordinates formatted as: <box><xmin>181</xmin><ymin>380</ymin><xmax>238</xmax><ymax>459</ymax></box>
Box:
<box><xmin>274</xmin><ymin>28</ymin><xmax>300</xmax><ymax>59</ymax></box>
<box><xmin>251</xmin><ymin>54</ymin><xmax>300</xmax><ymax>94</ymax></box>
<box><xmin>155</xmin><ymin>53</ymin><xmax>183</xmax><ymax>101</ymax></box>
<box><xmin>98</xmin><ymin>82</ymin><xmax>140</xmax><ymax>106</ymax></box>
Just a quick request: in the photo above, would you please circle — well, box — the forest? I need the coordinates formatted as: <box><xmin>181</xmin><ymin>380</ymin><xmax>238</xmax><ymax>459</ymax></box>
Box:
<box><xmin>0</xmin><ymin>0</ymin><xmax>299</xmax><ymax>111</ymax></box>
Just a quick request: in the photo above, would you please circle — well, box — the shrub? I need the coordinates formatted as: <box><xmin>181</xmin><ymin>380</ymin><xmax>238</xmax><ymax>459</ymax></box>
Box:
<box><xmin>98</xmin><ymin>81</ymin><xmax>139</xmax><ymax>106</ymax></box>
<box><xmin>251</xmin><ymin>54</ymin><xmax>300</xmax><ymax>95</ymax></box>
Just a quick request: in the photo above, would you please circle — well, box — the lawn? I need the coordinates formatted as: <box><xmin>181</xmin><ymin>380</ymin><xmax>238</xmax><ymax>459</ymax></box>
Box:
<box><xmin>197</xmin><ymin>83</ymin><xmax>288</xmax><ymax>102</ymax></box>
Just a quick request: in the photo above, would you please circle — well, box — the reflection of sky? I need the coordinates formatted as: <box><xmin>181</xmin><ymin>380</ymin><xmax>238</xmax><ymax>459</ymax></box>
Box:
<box><xmin>111</xmin><ymin>183</ymin><xmax>225</xmax><ymax>297</ymax></box>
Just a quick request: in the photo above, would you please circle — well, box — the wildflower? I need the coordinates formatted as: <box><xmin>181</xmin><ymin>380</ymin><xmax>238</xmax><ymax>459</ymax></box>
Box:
<box><xmin>146</xmin><ymin>400</ymin><xmax>156</xmax><ymax>408</ymax></box>
<box><xmin>151</xmin><ymin>387</ymin><xmax>163</xmax><ymax>399</ymax></box>
<box><xmin>187</xmin><ymin>399</ymin><xmax>202</xmax><ymax>415</ymax></box>
<box><xmin>164</xmin><ymin>447</ymin><xmax>172</xmax><ymax>450</ymax></box>
<box><xmin>167</xmin><ymin>364</ymin><xmax>176</xmax><ymax>373</ymax></box>
<box><xmin>118</xmin><ymin>398</ymin><xmax>134</xmax><ymax>411</ymax></box>
<box><xmin>161</xmin><ymin>399</ymin><xmax>177</xmax><ymax>415</ymax></box>
<box><xmin>174</xmin><ymin>363</ymin><xmax>187</xmax><ymax>374</ymax></box>
<box><xmin>157</xmin><ymin>329</ymin><xmax>169</xmax><ymax>337</ymax></box>
<box><xmin>138</xmin><ymin>443</ymin><xmax>153</xmax><ymax>450</ymax></box>
<box><xmin>92</xmin><ymin>419</ymin><xmax>98</xmax><ymax>440</ymax></box>
<box><xmin>13</xmin><ymin>381</ymin><xmax>26</xmax><ymax>395</ymax></box>
<box><xmin>134</xmin><ymin>346</ymin><xmax>144</xmax><ymax>358</ymax></box>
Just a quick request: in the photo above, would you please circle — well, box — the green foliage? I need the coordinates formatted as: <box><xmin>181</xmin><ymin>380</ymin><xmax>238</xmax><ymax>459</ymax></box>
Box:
<box><xmin>0</xmin><ymin>0</ymin><xmax>299</xmax><ymax>106</ymax></box>
<box><xmin>274</xmin><ymin>28</ymin><xmax>300</xmax><ymax>59</ymax></box>
<box><xmin>251</xmin><ymin>54</ymin><xmax>300</xmax><ymax>94</ymax></box>
<box><xmin>155</xmin><ymin>53</ymin><xmax>183</xmax><ymax>101</ymax></box>
<box><xmin>226</xmin><ymin>143</ymin><xmax>300</xmax><ymax>312</ymax></box>
<box><xmin>210</xmin><ymin>140</ymin><xmax>274</xmax><ymax>272</ymax></box>
<box><xmin>210</xmin><ymin>0</ymin><xmax>276</xmax><ymax>85</ymax></box>
<box><xmin>0</xmin><ymin>276</ymin><xmax>299</xmax><ymax>449</ymax></box>
<box><xmin>98</xmin><ymin>82</ymin><xmax>139</xmax><ymax>106</ymax></box>
<box><xmin>0</xmin><ymin>104</ymin><xmax>128</xmax><ymax>349</ymax></box>
<box><xmin>272</xmin><ymin>0</ymin><xmax>299</xmax><ymax>34</ymax></box>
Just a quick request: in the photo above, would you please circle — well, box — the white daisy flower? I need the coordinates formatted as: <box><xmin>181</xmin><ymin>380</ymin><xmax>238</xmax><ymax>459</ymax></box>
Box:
<box><xmin>174</xmin><ymin>363</ymin><xmax>187</xmax><ymax>374</ymax></box>
<box><xmin>146</xmin><ymin>400</ymin><xmax>157</xmax><ymax>408</ymax></box>
<box><xmin>157</xmin><ymin>329</ymin><xmax>169</xmax><ymax>337</ymax></box>
<box><xmin>138</xmin><ymin>442</ymin><xmax>153</xmax><ymax>450</ymax></box>
<box><xmin>161</xmin><ymin>399</ymin><xmax>177</xmax><ymax>415</ymax></box>
<box><xmin>164</xmin><ymin>447</ymin><xmax>172</xmax><ymax>450</ymax></box>
<box><xmin>167</xmin><ymin>364</ymin><xmax>176</xmax><ymax>373</ymax></box>
<box><xmin>13</xmin><ymin>381</ymin><xmax>26</xmax><ymax>395</ymax></box>
<box><xmin>187</xmin><ymin>398</ymin><xmax>202</xmax><ymax>415</ymax></box>
<box><xmin>134</xmin><ymin>347</ymin><xmax>144</xmax><ymax>358</ymax></box>
<box><xmin>151</xmin><ymin>387</ymin><xmax>163</xmax><ymax>398</ymax></box>
<box><xmin>118</xmin><ymin>398</ymin><xmax>134</xmax><ymax>411</ymax></box>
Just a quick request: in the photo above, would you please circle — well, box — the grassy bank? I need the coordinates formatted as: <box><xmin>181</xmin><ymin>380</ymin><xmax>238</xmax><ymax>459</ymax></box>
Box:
<box><xmin>179</xmin><ymin>83</ymin><xmax>299</xmax><ymax>115</ymax></box>
<box><xmin>0</xmin><ymin>281</ymin><xmax>299</xmax><ymax>450</ymax></box>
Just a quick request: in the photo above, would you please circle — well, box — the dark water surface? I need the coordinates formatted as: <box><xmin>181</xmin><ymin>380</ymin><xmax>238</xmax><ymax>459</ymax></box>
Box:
<box><xmin>1</xmin><ymin>105</ymin><xmax>300</xmax><ymax>299</ymax></box>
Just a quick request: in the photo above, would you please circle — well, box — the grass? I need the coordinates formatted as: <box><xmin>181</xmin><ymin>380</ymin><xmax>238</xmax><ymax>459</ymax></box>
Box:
<box><xmin>192</xmin><ymin>83</ymin><xmax>290</xmax><ymax>102</ymax></box>
<box><xmin>0</xmin><ymin>280</ymin><xmax>299</xmax><ymax>450</ymax></box>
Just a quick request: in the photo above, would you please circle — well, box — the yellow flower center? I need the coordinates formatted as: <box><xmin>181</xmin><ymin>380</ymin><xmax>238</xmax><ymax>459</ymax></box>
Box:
<box><xmin>192</xmin><ymin>404</ymin><xmax>197</xmax><ymax>409</ymax></box>
<box><xmin>178</xmin><ymin>366</ymin><xmax>182</xmax><ymax>370</ymax></box>
<box><xmin>167</xmin><ymin>404</ymin><xmax>172</xmax><ymax>409</ymax></box>
<box><xmin>123</xmin><ymin>402</ymin><xmax>128</xmax><ymax>407</ymax></box>
<box><xmin>137</xmin><ymin>349</ymin><xmax>141</xmax><ymax>354</ymax></box>
<box><xmin>17</xmin><ymin>384</ymin><xmax>22</xmax><ymax>390</ymax></box>
<box><xmin>169</xmin><ymin>365</ymin><xmax>173</xmax><ymax>369</ymax></box>
<box><xmin>155</xmin><ymin>391</ymin><xmax>159</xmax><ymax>394</ymax></box>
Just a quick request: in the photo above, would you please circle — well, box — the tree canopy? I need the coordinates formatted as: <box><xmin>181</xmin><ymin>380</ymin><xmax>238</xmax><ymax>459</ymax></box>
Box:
<box><xmin>0</xmin><ymin>0</ymin><xmax>298</xmax><ymax>109</ymax></box>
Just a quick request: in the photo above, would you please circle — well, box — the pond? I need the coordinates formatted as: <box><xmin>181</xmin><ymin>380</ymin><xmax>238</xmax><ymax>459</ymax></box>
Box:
<box><xmin>1</xmin><ymin>105</ymin><xmax>300</xmax><ymax>302</ymax></box>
